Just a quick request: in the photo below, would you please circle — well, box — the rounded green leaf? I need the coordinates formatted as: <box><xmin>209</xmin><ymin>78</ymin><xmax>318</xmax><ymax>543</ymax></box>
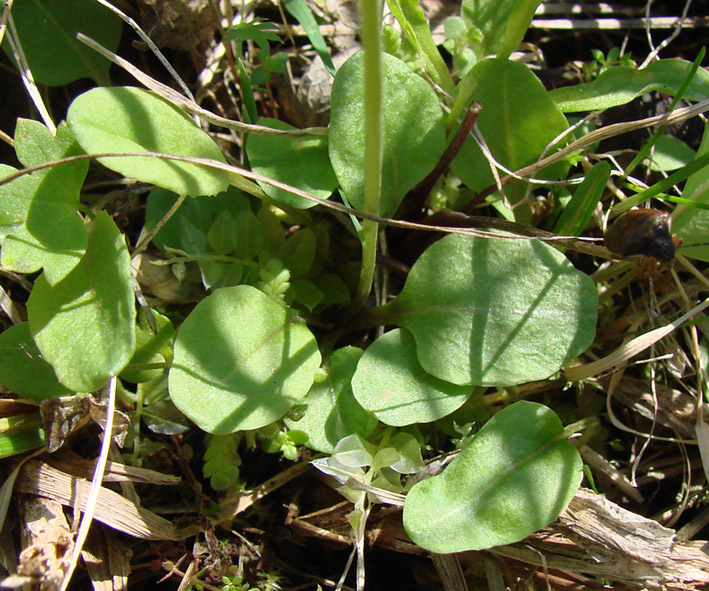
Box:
<box><xmin>246</xmin><ymin>118</ymin><xmax>338</xmax><ymax>209</ymax></box>
<box><xmin>27</xmin><ymin>212</ymin><xmax>137</xmax><ymax>392</ymax></box>
<box><xmin>279</xmin><ymin>228</ymin><xmax>317</xmax><ymax>277</ymax></box>
<box><xmin>285</xmin><ymin>346</ymin><xmax>378</xmax><ymax>453</ymax></box>
<box><xmin>2</xmin><ymin>0</ymin><xmax>121</xmax><ymax>86</ymax></box>
<box><xmin>329</xmin><ymin>51</ymin><xmax>446</xmax><ymax>217</ymax></box>
<box><xmin>67</xmin><ymin>87</ymin><xmax>229</xmax><ymax>197</ymax></box>
<box><xmin>403</xmin><ymin>401</ymin><xmax>582</xmax><ymax>553</ymax></box>
<box><xmin>0</xmin><ymin>322</ymin><xmax>72</xmax><ymax>400</ymax></box>
<box><xmin>168</xmin><ymin>285</ymin><xmax>321</xmax><ymax>434</ymax></box>
<box><xmin>207</xmin><ymin>210</ymin><xmax>239</xmax><ymax>254</ymax></box>
<box><xmin>391</xmin><ymin>234</ymin><xmax>597</xmax><ymax>387</ymax></box>
<box><xmin>351</xmin><ymin>328</ymin><xmax>472</xmax><ymax>426</ymax></box>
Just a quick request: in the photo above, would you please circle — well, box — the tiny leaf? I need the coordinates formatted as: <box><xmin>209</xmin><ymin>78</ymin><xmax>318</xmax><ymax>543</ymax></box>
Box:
<box><xmin>144</xmin><ymin>187</ymin><xmax>249</xmax><ymax>253</ymax></box>
<box><xmin>207</xmin><ymin>210</ymin><xmax>238</xmax><ymax>254</ymax></box>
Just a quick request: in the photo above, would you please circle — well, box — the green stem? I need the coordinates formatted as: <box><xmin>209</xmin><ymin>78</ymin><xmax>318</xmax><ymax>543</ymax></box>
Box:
<box><xmin>347</xmin><ymin>299</ymin><xmax>400</xmax><ymax>331</ymax></box>
<box><xmin>352</xmin><ymin>0</ymin><xmax>383</xmax><ymax>312</ymax></box>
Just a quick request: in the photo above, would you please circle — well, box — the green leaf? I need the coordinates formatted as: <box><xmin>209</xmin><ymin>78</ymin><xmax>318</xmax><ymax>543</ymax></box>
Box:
<box><xmin>203</xmin><ymin>434</ymin><xmax>241</xmax><ymax>490</ymax></box>
<box><xmin>67</xmin><ymin>86</ymin><xmax>229</xmax><ymax>197</ymax></box>
<box><xmin>2</xmin><ymin>0</ymin><xmax>121</xmax><ymax>86</ymax></box>
<box><xmin>460</xmin><ymin>0</ymin><xmax>517</xmax><ymax>59</ymax></box>
<box><xmin>0</xmin><ymin>164</ymin><xmax>33</xmax><ymax>230</ymax></box>
<box><xmin>314</xmin><ymin>273</ymin><xmax>351</xmax><ymax>306</ymax></box>
<box><xmin>279</xmin><ymin>228</ymin><xmax>317</xmax><ymax>277</ymax></box>
<box><xmin>257</xmin><ymin>206</ymin><xmax>286</xmax><ymax>253</ymax></box>
<box><xmin>207</xmin><ymin>211</ymin><xmax>238</xmax><ymax>254</ymax></box>
<box><xmin>145</xmin><ymin>187</ymin><xmax>250</xmax><ymax>253</ymax></box>
<box><xmin>384</xmin><ymin>432</ymin><xmax>424</xmax><ymax>474</ymax></box>
<box><xmin>225</xmin><ymin>19</ymin><xmax>281</xmax><ymax>52</ymax></box>
<box><xmin>168</xmin><ymin>285</ymin><xmax>321</xmax><ymax>434</ymax></box>
<box><xmin>247</xmin><ymin>118</ymin><xmax>338</xmax><ymax>209</ymax></box>
<box><xmin>388</xmin><ymin>234</ymin><xmax>597</xmax><ymax>387</ymax></box>
<box><xmin>234</xmin><ymin>209</ymin><xmax>264</xmax><ymax>260</ymax></box>
<box><xmin>549</xmin><ymin>59</ymin><xmax>709</xmax><ymax>112</ymax></box>
<box><xmin>646</xmin><ymin>135</ymin><xmax>696</xmax><ymax>172</ymax></box>
<box><xmin>384</xmin><ymin>0</ymin><xmax>455</xmax><ymax>94</ymax></box>
<box><xmin>120</xmin><ymin>309</ymin><xmax>175</xmax><ymax>384</ymax></box>
<box><xmin>0</xmin><ymin>322</ymin><xmax>72</xmax><ymax>400</ymax></box>
<box><xmin>329</xmin><ymin>51</ymin><xmax>446</xmax><ymax>218</ymax></box>
<box><xmin>332</xmin><ymin>433</ymin><xmax>376</xmax><ymax>467</ymax></box>
<box><xmin>199</xmin><ymin>260</ymin><xmax>244</xmax><ymax>291</ymax></box>
<box><xmin>673</xmin><ymin>122</ymin><xmax>709</xmax><ymax>261</ymax></box>
<box><xmin>284</xmin><ymin>347</ymin><xmax>377</xmax><ymax>453</ymax></box>
<box><xmin>289</xmin><ymin>279</ymin><xmax>324</xmax><ymax>310</ymax></box>
<box><xmin>0</xmin><ymin>423</ymin><xmax>46</xmax><ymax>459</ymax></box>
<box><xmin>283</xmin><ymin>0</ymin><xmax>336</xmax><ymax>76</ymax></box>
<box><xmin>553</xmin><ymin>161</ymin><xmax>610</xmax><ymax>236</ymax></box>
<box><xmin>403</xmin><ymin>401</ymin><xmax>582</xmax><ymax>552</ymax></box>
<box><xmin>1</xmin><ymin>120</ymin><xmax>88</xmax><ymax>284</ymax></box>
<box><xmin>179</xmin><ymin>218</ymin><xmax>207</xmax><ymax>255</ymax></box>
<box><xmin>27</xmin><ymin>212</ymin><xmax>137</xmax><ymax>392</ymax></box>
<box><xmin>142</xmin><ymin>397</ymin><xmax>191</xmax><ymax>436</ymax></box>
<box><xmin>351</xmin><ymin>328</ymin><xmax>472</xmax><ymax>426</ymax></box>
<box><xmin>451</xmin><ymin>58</ymin><xmax>569</xmax><ymax>219</ymax></box>
<box><xmin>496</xmin><ymin>0</ymin><xmax>543</xmax><ymax>61</ymax></box>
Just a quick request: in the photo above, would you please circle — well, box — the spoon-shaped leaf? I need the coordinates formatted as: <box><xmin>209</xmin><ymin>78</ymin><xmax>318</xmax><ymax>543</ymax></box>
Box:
<box><xmin>451</xmin><ymin>58</ymin><xmax>568</xmax><ymax>220</ymax></box>
<box><xmin>403</xmin><ymin>401</ymin><xmax>582</xmax><ymax>552</ymax></box>
<box><xmin>68</xmin><ymin>86</ymin><xmax>229</xmax><ymax>197</ymax></box>
<box><xmin>388</xmin><ymin>234</ymin><xmax>597</xmax><ymax>386</ymax></box>
<box><xmin>329</xmin><ymin>51</ymin><xmax>446</xmax><ymax>217</ymax></box>
<box><xmin>351</xmin><ymin>328</ymin><xmax>472</xmax><ymax>426</ymax></box>
<box><xmin>27</xmin><ymin>212</ymin><xmax>136</xmax><ymax>392</ymax></box>
<box><xmin>169</xmin><ymin>285</ymin><xmax>321</xmax><ymax>433</ymax></box>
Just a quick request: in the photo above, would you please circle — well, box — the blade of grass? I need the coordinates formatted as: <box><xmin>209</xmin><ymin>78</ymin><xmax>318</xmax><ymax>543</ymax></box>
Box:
<box><xmin>613</xmin><ymin>151</ymin><xmax>709</xmax><ymax>214</ymax></box>
<box><xmin>284</xmin><ymin>0</ymin><xmax>336</xmax><ymax>77</ymax></box>
<box><xmin>554</xmin><ymin>161</ymin><xmax>610</xmax><ymax>237</ymax></box>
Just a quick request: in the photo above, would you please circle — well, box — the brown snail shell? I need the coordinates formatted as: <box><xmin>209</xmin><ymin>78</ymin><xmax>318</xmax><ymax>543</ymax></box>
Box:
<box><xmin>603</xmin><ymin>209</ymin><xmax>675</xmax><ymax>262</ymax></box>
